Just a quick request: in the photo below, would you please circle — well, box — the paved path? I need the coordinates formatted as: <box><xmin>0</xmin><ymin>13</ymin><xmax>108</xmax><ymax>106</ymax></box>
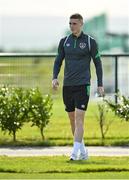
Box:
<box><xmin>0</xmin><ymin>146</ymin><xmax>129</xmax><ymax>157</ymax></box>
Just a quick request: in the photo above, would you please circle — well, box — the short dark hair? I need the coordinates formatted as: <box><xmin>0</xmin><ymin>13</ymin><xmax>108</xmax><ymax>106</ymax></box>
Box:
<box><xmin>70</xmin><ymin>13</ymin><xmax>83</xmax><ymax>21</ymax></box>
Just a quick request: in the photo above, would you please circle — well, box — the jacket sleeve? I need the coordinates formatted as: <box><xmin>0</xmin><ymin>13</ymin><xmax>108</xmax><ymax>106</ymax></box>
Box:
<box><xmin>52</xmin><ymin>38</ymin><xmax>65</xmax><ymax>79</ymax></box>
<box><xmin>90</xmin><ymin>38</ymin><xmax>103</xmax><ymax>86</ymax></box>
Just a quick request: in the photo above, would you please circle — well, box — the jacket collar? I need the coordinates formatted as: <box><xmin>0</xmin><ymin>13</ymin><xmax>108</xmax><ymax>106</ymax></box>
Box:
<box><xmin>72</xmin><ymin>31</ymin><xmax>84</xmax><ymax>38</ymax></box>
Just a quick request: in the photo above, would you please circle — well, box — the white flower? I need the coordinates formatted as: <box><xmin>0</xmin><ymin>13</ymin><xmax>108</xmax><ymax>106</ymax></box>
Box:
<box><xmin>14</xmin><ymin>122</ymin><xmax>20</xmax><ymax>126</ymax></box>
<box><xmin>119</xmin><ymin>108</ymin><xmax>123</xmax><ymax>113</ymax></box>
<box><xmin>0</xmin><ymin>110</ymin><xmax>3</xmax><ymax>114</ymax></box>
<box><xmin>22</xmin><ymin>108</ymin><xmax>25</xmax><ymax>111</ymax></box>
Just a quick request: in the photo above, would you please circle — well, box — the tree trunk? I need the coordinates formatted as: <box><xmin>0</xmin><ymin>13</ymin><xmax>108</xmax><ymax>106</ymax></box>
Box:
<box><xmin>13</xmin><ymin>130</ymin><xmax>16</xmax><ymax>142</ymax></box>
<box><xmin>40</xmin><ymin>127</ymin><xmax>44</xmax><ymax>140</ymax></box>
<box><xmin>100</xmin><ymin>118</ymin><xmax>105</xmax><ymax>139</ymax></box>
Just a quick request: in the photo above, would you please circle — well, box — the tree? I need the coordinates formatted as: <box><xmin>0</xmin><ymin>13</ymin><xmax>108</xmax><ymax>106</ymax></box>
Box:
<box><xmin>28</xmin><ymin>88</ymin><xmax>53</xmax><ymax>140</ymax></box>
<box><xmin>96</xmin><ymin>101</ymin><xmax>113</xmax><ymax>140</ymax></box>
<box><xmin>0</xmin><ymin>86</ymin><xmax>28</xmax><ymax>141</ymax></box>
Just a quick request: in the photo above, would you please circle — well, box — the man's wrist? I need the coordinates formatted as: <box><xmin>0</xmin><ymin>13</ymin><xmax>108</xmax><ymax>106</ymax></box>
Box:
<box><xmin>98</xmin><ymin>83</ymin><xmax>103</xmax><ymax>87</ymax></box>
<box><xmin>52</xmin><ymin>77</ymin><xmax>57</xmax><ymax>80</ymax></box>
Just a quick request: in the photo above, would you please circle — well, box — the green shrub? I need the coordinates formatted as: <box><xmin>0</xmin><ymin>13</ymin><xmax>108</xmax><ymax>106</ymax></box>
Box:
<box><xmin>105</xmin><ymin>94</ymin><xmax>129</xmax><ymax>121</ymax></box>
<box><xmin>96</xmin><ymin>101</ymin><xmax>113</xmax><ymax>141</ymax></box>
<box><xmin>0</xmin><ymin>85</ymin><xmax>53</xmax><ymax>141</ymax></box>
<box><xmin>28</xmin><ymin>88</ymin><xmax>53</xmax><ymax>140</ymax></box>
<box><xmin>0</xmin><ymin>85</ymin><xmax>28</xmax><ymax>141</ymax></box>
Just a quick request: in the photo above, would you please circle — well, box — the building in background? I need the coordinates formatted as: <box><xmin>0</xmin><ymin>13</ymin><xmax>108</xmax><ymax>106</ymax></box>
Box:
<box><xmin>84</xmin><ymin>13</ymin><xmax>129</xmax><ymax>53</ymax></box>
<box><xmin>83</xmin><ymin>14</ymin><xmax>129</xmax><ymax>96</ymax></box>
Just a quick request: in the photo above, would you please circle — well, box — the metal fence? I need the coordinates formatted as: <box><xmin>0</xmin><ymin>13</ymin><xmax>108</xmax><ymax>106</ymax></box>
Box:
<box><xmin>0</xmin><ymin>53</ymin><xmax>129</xmax><ymax>102</ymax></box>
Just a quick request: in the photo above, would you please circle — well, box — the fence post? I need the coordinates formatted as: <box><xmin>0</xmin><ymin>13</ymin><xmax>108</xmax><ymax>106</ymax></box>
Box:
<box><xmin>115</xmin><ymin>55</ymin><xmax>118</xmax><ymax>103</ymax></box>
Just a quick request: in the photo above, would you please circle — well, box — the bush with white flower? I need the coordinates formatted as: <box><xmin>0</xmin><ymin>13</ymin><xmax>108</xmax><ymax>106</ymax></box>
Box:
<box><xmin>0</xmin><ymin>85</ymin><xmax>29</xmax><ymax>141</ymax></box>
<box><xmin>27</xmin><ymin>88</ymin><xmax>53</xmax><ymax>140</ymax></box>
<box><xmin>0</xmin><ymin>85</ymin><xmax>53</xmax><ymax>142</ymax></box>
<box><xmin>105</xmin><ymin>94</ymin><xmax>129</xmax><ymax>121</ymax></box>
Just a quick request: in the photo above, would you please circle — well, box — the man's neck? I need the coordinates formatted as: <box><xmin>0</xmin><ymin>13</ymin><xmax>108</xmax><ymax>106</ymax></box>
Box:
<box><xmin>73</xmin><ymin>31</ymin><xmax>82</xmax><ymax>37</ymax></box>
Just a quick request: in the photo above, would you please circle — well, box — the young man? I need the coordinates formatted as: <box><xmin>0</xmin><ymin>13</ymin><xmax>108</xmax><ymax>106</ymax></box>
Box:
<box><xmin>52</xmin><ymin>13</ymin><xmax>104</xmax><ymax>160</ymax></box>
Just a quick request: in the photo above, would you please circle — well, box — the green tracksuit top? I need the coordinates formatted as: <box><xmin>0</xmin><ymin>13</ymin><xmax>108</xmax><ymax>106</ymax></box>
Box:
<box><xmin>53</xmin><ymin>31</ymin><xmax>103</xmax><ymax>86</ymax></box>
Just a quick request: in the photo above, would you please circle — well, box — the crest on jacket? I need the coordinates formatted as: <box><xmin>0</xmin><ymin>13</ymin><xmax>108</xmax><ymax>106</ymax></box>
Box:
<box><xmin>79</xmin><ymin>42</ymin><xmax>86</xmax><ymax>49</ymax></box>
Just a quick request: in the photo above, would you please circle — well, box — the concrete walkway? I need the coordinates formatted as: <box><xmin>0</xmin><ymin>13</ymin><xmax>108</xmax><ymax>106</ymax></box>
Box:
<box><xmin>0</xmin><ymin>146</ymin><xmax>129</xmax><ymax>157</ymax></box>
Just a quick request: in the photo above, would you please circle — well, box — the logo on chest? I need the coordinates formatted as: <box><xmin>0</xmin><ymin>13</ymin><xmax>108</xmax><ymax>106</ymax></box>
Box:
<box><xmin>66</xmin><ymin>43</ymin><xmax>70</xmax><ymax>47</ymax></box>
<box><xmin>79</xmin><ymin>42</ymin><xmax>86</xmax><ymax>49</ymax></box>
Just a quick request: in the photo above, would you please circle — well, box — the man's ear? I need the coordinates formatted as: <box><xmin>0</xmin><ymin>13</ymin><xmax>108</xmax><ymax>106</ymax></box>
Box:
<box><xmin>80</xmin><ymin>20</ymin><xmax>83</xmax><ymax>26</ymax></box>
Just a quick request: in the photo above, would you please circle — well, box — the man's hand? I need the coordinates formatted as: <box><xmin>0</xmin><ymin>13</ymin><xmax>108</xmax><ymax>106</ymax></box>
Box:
<box><xmin>97</xmin><ymin>86</ymin><xmax>105</xmax><ymax>97</ymax></box>
<box><xmin>52</xmin><ymin>79</ymin><xmax>59</xmax><ymax>90</ymax></box>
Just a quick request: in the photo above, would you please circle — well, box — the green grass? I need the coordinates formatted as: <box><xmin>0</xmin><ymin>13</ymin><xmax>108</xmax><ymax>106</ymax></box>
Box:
<box><xmin>0</xmin><ymin>57</ymin><xmax>63</xmax><ymax>95</ymax></box>
<box><xmin>1</xmin><ymin>172</ymin><xmax>129</xmax><ymax>179</ymax></box>
<box><xmin>0</xmin><ymin>58</ymin><xmax>129</xmax><ymax>146</ymax></box>
<box><xmin>0</xmin><ymin>156</ymin><xmax>129</xmax><ymax>179</ymax></box>
<box><xmin>0</xmin><ymin>57</ymin><xmax>96</xmax><ymax>95</ymax></box>
<box><xmin>0</xmin><ymin>99</ymin><xmax>129</xmax><ymax>146</ymax></box>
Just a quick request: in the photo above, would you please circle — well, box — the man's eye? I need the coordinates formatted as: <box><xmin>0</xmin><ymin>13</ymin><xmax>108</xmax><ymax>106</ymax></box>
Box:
<box><xmin>69</xmin><ymin>23</ymin><xmax>77</xmax><ymax>25</ymax></box>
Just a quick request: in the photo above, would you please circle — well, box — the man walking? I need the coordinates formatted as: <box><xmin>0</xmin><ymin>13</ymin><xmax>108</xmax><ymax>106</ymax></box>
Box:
<box><xmin>52</xmin><ymin>13</ymin><xmax>104</xmax><ymax>160</ymax></box>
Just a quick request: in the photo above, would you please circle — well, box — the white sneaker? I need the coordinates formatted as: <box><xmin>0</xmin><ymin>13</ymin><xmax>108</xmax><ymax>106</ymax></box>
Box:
<box><xmin>79</xmin><ymin>149</ymin><xmax>88</xmax><ymax>160</ymax></box>
<box><xmin>70</xmin><ymin>153</ymin><xmax>77</xmax><ymax>161</ymax></box>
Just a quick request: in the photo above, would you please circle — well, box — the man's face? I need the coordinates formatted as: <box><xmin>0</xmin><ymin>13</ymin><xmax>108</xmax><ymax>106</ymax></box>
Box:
<box><xmin>69</xmin><ymin>18</ymin><xmax>83</xmax><ymax>35</ymax></box>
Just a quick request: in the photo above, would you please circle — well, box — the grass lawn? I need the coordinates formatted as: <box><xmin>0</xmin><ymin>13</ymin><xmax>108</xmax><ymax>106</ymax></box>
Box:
<box><xmin>0</xmin><ymin>99</ymin><xmax>129</xmax><ymax>146</ymax></box>
<box><xmin>0</xmin><ymin>58</ymin><xmax>129</xmax><ymax>146</ymax></box>
<box><xmin>0</xmin><ymin>156</ymin><xmax>129</xmax><ymax>179</ymax></box>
